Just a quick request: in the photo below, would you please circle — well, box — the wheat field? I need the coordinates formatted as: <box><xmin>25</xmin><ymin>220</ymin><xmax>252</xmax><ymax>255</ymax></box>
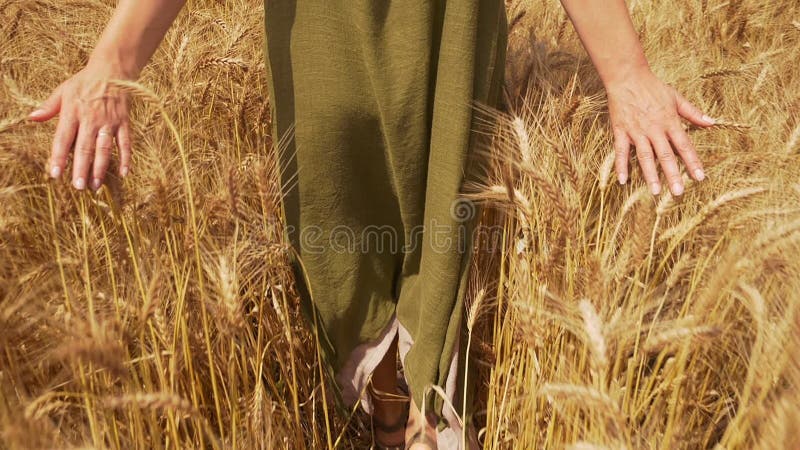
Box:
<box><xmin>1</xmin><ymin>0</ymin><xmax>799</xmax><ymax>449</ymax></box>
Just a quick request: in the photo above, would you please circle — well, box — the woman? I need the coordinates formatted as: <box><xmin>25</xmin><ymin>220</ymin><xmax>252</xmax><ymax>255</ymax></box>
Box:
<box><xmin>29</xmin><ymin>1</ymin><xmax>714</xmax><ymax>448</ymax></box>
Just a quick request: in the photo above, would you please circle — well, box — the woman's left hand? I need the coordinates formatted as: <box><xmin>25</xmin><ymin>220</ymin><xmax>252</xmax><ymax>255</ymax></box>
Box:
<box><xmin>605</xmin><ymin>67</ymin><xmax>715</xmax><ymax>196</ymax></box>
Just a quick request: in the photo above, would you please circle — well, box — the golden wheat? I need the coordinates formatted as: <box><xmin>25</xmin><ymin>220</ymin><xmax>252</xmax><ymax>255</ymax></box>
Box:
<box><xmin>2</xmin><ymin>0</ymin><xmax>800</xmax><ymax>449</ymax></box>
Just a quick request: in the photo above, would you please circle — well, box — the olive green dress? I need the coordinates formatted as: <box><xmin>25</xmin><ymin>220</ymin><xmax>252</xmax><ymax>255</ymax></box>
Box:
<box><xmin>263</xmin><ymin>1</ymin><xmax>507</xmax><ymax>447</ymax></box>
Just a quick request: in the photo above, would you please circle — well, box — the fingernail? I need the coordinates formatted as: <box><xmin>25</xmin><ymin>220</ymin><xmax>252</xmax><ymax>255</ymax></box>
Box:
<box><xmin>618</xmin><ymin>173</ymin><xmax>627</xmax><ymax>185</ymax></box>
<box><xmin>694</xmin><ymin>168</ymin><xmax>705</xmax><ymax>181</ymax></box>
<box><xmin>28</xmin><ymin>109</ymin><xmax>45</xmax><ymax>118</ymax></box>
<box><xmin>650</xmin><ymin>182</ymin><xmax>661</xmax><ymax>195</ymax></box>
<box><xmin>91</xmin><ymin>178</ymin><xmax>102</xmax><ymax>190</ymax></box>
<box><xmin>74</xmin><ymin>177</ymin><xmax>86</xmax><ymax>190</ymax></box>
<box><xmin>120</xmin><ymin>166</ymin><xmax>129</xmax><ymax>177</ymax></box>
<box><xmin>672</xmin><ymin>182</ymin><xmax>684</xmax><ymax>196</ymax></box>
<box><xmin>702</xmin><ymin>115</ymin><xmax>716</xmax><ymax>125</ymax></box>
<box><xmin>50</xmin><ymin>165</ymin><xmax>61</xmax><ymax>178</ymax></box>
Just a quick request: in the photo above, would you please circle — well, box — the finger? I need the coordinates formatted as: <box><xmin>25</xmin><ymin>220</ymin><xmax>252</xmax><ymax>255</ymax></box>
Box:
<box><xmin>675</xmin><ymin>91</ymin><xmax>715</xmax><ymax>127</ymax></box>
<box><xmin>117</xmin><ymin>122</ymin><xmax>132</xmax><ymax>177</ymax></box>
<box><xmin>71</xmin><ymin>123</ymin><xmax>99</xmax><ymax>190</ymax></box>
<box><xmin>633</xmin><ymin>136</ymin><xmax>661</xmax><ymax>195</ymax></box>
<box><xmin>651</xmin><ymin>134</ymin><xmax>684</xmax><ymax>196</ymax></box>
<box><xmin>29</xmin><ymin>84</ymin><xmax>64</xmax><ymax>122</ymax></box>
<box><xmin>613</xmin><ymin>127</ymin><xmax>631</xmax><ymax>185</ymax></box>
<box><xmin>49</xmin><ymin>112</ymin><xmax>78</xmax><ymax>179</ymax></box>
<box><xmin>91</xmin><ymin>126</ymin><xmax>116</xmax><ymax>190</ymax></box>
<box><xmin>668</xmin><ymin>126</ymin><xmax>705</xmax><ymax>182</ymax></box>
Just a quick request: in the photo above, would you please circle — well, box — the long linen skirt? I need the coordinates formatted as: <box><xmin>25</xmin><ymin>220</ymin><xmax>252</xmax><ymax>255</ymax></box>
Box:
<box><xmin>263</xmin><ymin>1</ymin><xmax>507</xmax><ymax>447</ymax></box>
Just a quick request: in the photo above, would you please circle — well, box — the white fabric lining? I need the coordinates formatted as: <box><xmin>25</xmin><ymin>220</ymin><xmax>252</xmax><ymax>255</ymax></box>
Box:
<box><xmin>335</xmin><ymin>313</ymin><xmax>480</xmax><ymax>449</ymax></box>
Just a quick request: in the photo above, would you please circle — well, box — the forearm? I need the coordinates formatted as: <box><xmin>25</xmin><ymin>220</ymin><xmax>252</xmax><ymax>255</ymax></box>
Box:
<box><xmin>559</xmin><ymin>0</ymin><xmax>650</xmax><ymax>86</ymax></box>
<box><xmin>88</xmin><ymin>0</ymin><xmax>187</xmax><ymax>78</ymax></box>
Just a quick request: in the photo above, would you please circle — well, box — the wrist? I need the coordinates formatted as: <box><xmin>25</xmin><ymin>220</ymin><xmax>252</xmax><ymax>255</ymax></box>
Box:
<box><xmin>599</xmin><ymin>55</ymin><xmax>652</xmax><ymax>90</ymax></box>
<box><xmin>87</xmin><ymin>48</ymin><xmax>141</xmax><ymax>80</ymax></box>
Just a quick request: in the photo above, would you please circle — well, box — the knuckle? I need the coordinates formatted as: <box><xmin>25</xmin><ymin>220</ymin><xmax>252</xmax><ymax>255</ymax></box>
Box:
<box><xmin>646</xmin><ymin>124</ymin><xmax>665</xmax><ymax>136</ymax></box>
<box><xmin>632</xmin><ymin>134</ymin><xmax>648</xmax><ymax>146</ymax></box>
<box><xmin>659</xmin><ymin>154</ymin><xmax>678</xmax><ymax>166</ymax></box>
<box><xmin>674</xmin><ymin>149</ymin><xmax>694</xmax><ymax>161</ymax></box>
<box><xmin>81</xmin><ymin>116</ymin><xmax>99</xmax><ymax>129</ymax></box>
<box><xmin>81</xmin><ymin>108</ymin><xmax>104</xmax><ymax>124</ymax></box>
<box><xmin>55</xmin><ymin>117</ymin><xmax>76</xmax><ymax>133</ymax></box>
<box><xmin>680</xmin><ymin>138</ymin><xmax>697</xmax><ymax>152</ymax></box>
<box><xmin>636</xmin><ymin>150</ymin><xmax>655</xmax><ymax>162</ymax></box>
<box><xmin>97</xmin><ymin>125</ymin><xmax>115</xmax><ymax>136</ymax></box>
<box><xmin>655</xmin><ymin>145</ymin><xmax>675</xmax><ymax>159</ymax></box>
<box><xmin>676</xmin><ymin>145</ymin><xmax>696</xmax><ymax>158</ymax></box>
<box><xmin>76</xmin><ymin>104</ymin><xmax>93</xmax><ymax>118</ymax></box>
<box><xmin>671</xmin><ymin>134</ymin><xmax>691</xmax><ymax>149</ymax></box>
<box><xmin>611</xmin><ymin>124</ymin><xmax>627</xmax><ymax>135</ymax></box>
<box><xmin>659</xmin><ymin>152</ymin><xmax>676</xmax><ymax>163</ymax></box>
<box><xmin>77</xmin><ymin>145</ymin><xmax>95</xmax><ymax>156</ymax></box>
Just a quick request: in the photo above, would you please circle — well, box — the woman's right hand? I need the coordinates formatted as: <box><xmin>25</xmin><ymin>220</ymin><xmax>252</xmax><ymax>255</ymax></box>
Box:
<box><xmin>29</xmin><ymin>63</ymin><xmax>134</xmax><ymax>191</ymax></box>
